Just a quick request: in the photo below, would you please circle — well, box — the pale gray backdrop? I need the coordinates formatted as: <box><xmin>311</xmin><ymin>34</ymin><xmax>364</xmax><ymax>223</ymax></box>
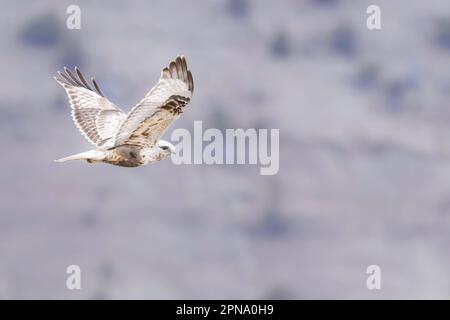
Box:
<box><xmin>0</xmin><ymin>0</ymin><xmax>449</xmax><ymax>299</ymax></box>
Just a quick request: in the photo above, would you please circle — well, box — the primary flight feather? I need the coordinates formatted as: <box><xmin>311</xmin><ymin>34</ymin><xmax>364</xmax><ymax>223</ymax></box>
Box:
<box><xmin>54</xmin><ymin>55</ymin><xmax>193</xmax><ymax>167</ymax></box>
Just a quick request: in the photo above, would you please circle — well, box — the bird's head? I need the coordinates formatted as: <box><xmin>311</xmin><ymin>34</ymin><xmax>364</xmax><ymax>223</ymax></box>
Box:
<box><xmin>157</xmin><ymin>140</ymin><xmax>176</xmax><ymax>157</ymax></box>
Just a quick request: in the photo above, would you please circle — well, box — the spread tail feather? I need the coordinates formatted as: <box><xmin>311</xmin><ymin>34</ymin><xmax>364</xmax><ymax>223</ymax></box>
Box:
<box><xmin>54</xmin><ymin>150</ymin><xmax>106</xmax><ymax>163</ymax></box>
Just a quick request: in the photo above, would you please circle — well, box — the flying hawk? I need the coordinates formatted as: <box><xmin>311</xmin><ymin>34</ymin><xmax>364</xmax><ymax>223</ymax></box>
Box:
<box><xmin>54</xmin><ymin>55</ymin><xmax>193</xmax><ymax>167</ymax></box>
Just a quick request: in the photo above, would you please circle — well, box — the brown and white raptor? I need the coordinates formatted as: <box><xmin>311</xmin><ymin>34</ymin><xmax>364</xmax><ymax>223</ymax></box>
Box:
<box><xmin>54</xmin><ymin>55</ymin><xmax>194</xmax><ymax>167</ymax></box>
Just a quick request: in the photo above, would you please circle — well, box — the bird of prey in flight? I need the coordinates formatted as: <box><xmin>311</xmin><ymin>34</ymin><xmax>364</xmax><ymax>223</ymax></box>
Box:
<box><xmin>54</xmin><ymin>55</ymin><xmax>193</xmax><ymax>167</ymax></box>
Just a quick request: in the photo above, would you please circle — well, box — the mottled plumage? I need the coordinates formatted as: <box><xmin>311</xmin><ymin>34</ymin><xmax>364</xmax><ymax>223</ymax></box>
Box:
<box><xmin>54</xmin><ymin>55</ymin><xmax>194</xmax><ymax>167</ymax></box>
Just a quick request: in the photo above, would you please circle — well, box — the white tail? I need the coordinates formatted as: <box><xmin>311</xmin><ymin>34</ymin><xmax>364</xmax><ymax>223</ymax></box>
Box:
<box><xmin>54</xmin><ymin>150</ymin><xmax>106</xmax><ymax>163</ymax></box>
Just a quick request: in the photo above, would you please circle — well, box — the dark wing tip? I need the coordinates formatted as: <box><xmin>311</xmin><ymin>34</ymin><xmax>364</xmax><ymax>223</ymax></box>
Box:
<box><xmin>91</xmin><ymin>77</ymin><xmax>105</xmax><ymax>97</ymax></box>
<box><xmin>57</xmin><ymin>69</ymin><xmax>77</xmax><ymax>86</ymax></box>
<box><xmin>165</xmin><ymin>55</ymin><xmax>193</xmax><ymax>94</ymax></box>
<box><xmin>54</xmin><ymin>66</ymin><xmax>104</xmax><ymax>97</ymax></box>
<box><xmin>187</xmin><ymin>70</ymin><xmax>194</xmax><ymax>93</ymax></box>
<box><xmin>75</xmin><ymin>67</ymin><xmax>93</xmax><ymax>91</ymax></box>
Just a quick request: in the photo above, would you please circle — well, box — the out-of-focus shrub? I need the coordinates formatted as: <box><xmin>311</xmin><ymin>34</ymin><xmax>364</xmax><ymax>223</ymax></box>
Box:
<box><xmin>270</xmin><ymin>30</ymin><xmax>292</xmax><ymax>59</ymax></box>
<box><xmin>434</xmin><ymin>17</ymin><xmax>450</xmax><ymax>50</ymax></box>
<box><xmin>226</xmin><ymin>0</ymin><xmax>250</xmax><ymax>19</ymax></box>
<box><xmin>330</xmin><ymin>24</ymin><xmax>358</xmax><ymax>58</ymax></box>
<box><xmin>20</xmin><ymin>13</ymin><xmax>62</xmax><ymax>47</ymax></box>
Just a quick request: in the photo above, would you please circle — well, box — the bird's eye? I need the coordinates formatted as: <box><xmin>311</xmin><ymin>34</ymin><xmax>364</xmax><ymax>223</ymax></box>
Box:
<box><xmin>161</xmin><ymin>146</ymin><xmax>169</xmax><ymax>150</ymax></box>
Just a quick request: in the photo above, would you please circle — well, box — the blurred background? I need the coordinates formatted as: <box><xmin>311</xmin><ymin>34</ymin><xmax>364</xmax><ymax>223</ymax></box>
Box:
<box><xmin>0</xmin><ymin>0</ymin><xmax>449</xmax><ymax>299</ymax></box>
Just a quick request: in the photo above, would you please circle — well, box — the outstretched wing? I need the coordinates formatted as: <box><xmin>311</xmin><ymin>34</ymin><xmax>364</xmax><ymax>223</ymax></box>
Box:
<box><xmin>113</xmin><ymin>55</ymin><xmax>194</xmax><ymax>148</ymax></box>
<box><xmin>55</xmin><ymin>67</ymin><xmax>126</xmax><ymax>148</ymax></box>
